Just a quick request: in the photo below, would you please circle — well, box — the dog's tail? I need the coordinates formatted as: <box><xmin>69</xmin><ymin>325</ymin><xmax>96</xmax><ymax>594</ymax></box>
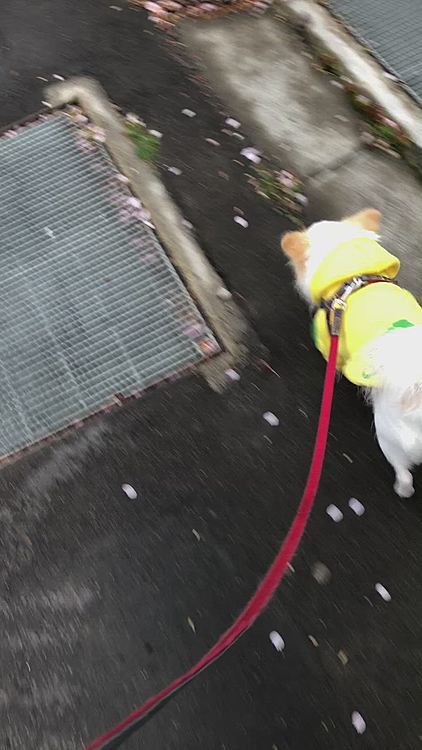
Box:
<box><xmin>366</xmin><ymin>325</ymin><xmax>422</xmax><ymax>412</ymax></box>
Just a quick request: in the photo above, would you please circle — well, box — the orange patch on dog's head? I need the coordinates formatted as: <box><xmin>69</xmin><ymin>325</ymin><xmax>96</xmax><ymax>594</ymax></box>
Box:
<box><xmin>343</xmin><ymin>208</ymin><xmax>381</xmax><ymax>232</ymax></box>
<box><xmin>281</xmin><ymin>230</ymin><xmax>309</xmax><ymax>275</ymax></box>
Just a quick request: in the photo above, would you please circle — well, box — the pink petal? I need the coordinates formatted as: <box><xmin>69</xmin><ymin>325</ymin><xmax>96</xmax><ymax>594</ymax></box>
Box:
<box><xmin>225</xmin><ymin>117</ymin><xmax>241</xmax><ymax>129</ymax></box>
<box><xmin>263</xmin><ymin>411</ymin><xmax>279</xmax><ymax>427</ymax></box>
<box><xmin>240</xmin><ymin>147</ymin><xmax>261</xmax><ymax>164</ymax></box>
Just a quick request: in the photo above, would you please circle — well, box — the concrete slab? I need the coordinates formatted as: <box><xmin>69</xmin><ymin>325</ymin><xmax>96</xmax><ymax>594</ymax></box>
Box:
<box><xmin>308</xmin><ymin>150</ymin><xmax>422</xmax><ymax>295</ymax></box>
<box><xmin>182</xmin><ymin>14</ymin><xmax>361</xmax><ymax>177</ymax></box>
<box><xmin>182</xmin><ymin>12</ymin><xmax>422</xmax><ymax>292</ymax></box>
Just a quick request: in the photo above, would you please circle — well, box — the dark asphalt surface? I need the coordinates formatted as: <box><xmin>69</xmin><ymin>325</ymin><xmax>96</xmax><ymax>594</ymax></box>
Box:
<box><xmin>1</xmin><ymin>3</ymin><xmax>422</xmax><ymax>749</ymax></box>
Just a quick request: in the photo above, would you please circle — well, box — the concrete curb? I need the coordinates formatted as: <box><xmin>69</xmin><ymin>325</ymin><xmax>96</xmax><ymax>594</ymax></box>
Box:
<box><xmin>277</xmin><ymin>0</ymin><xmax>422</xmax><ymax>151</ymax></box>
<box><xmin>45</xmin><ymin>77</ymin><xmax>253</xmax><ymax>391</ymax></box>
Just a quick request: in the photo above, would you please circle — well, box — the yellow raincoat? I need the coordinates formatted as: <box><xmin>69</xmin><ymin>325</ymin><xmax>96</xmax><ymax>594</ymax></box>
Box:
<box><xmin>311</xmin><ymin>237</ymin><xmax>422</xmax><ymax>386</ymax></box>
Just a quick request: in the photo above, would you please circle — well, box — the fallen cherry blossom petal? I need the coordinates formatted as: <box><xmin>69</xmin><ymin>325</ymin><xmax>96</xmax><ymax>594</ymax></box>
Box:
<box><xmin>116</xmin><ymin>173</ymin><xmax>129</xmax><ymax>183</ymax></box>
<box><xmin>361</xmin><ymin>131</ymin><xmax>375</xmax><ymax>146</ymax></box>
<box><xmin>337</xmin><ymin>649</ymin><xmax>348</xmax><ymax>665</ymax></box>
<box><xmin>92</xmin><ymin>128</ymin><xmax>106</xmax><ymax>143</ymax></box>
<box><xmin>263</xmin><ymin>411</ymin><xmax>279</xmax><ymax>427</ymax></box>
<box><xmin>143</xmin><ymin>1</ymin><xmax>164</xmax><ymax>11</ymax></box>
<box><xmin>122</xmin><ymin>483</ymin><xmax>137</xmax><ymax>500</ymax></box>
<box><xmin>168</xmin><ymin>166</ymin><xmax>182</xmax><ymax>175</ymax></box>
<box><xmin>225</xmin><ymin>368</ymin><xmax>240</xmax><ymax>382</ymax></box>
<box><xmin>383</xmin><ymin>117</ymin><xmax>399</xmax><ymax>130</ymax></box>
<box><xmin>144</xmin><ymin>3</ymin><xmax>169</xmax><ymax>14</ymax></box>
<box><xmin>375</xmin><ymin>583</ymin><xmax>391</xmax><ymax>602</ymax></box>
<box><xmin>150</xmin><ymin>16</ymin><xmax>173</xmax><ymax>28</ymax></box>
<box><xmin>216</xmin><ymin>286</ymin><xmax>232</xmax><ymax>300</ymax></box>
<box><xmin>326</xmin><ymin>504</ymin><xmax>343</xmax><ymax>522</ymax></box>
<box><xmin>149</xmin><ymin>129</ymin><xmax>162</xmax><ymax>139</ymax></box>
<box><xmin>278</xmin><ymin>169</ymin><xmax>296</xmax><ymax>187</ymax></box>
<box><xmin>126</xmin><ymin>112</ymin><xmax>142</xmax><ymax>124</ymax></box>
<box><xmin>136</xmin><ymin>208</ymin><xmax>152</xmax><ymax>223</ymax></box>
<box><xmin>41</xmin><ymin>100</ymin><xmax>52</xmax><ymax>108</ymax></box>
<box><xmin>74</xmin><ymin>113</ymin><xmax>89</xmax><ymax>125</ymax></box>
<box><xmin>269</xmin><ymin>631</ymin><xmax>285</xmax><ymax>652</ymax></box>
<box><xmin>348</xmin><ymin>497</ymin><xmax>365</xmax><ymax>516</ymax></box>
<box><xmin>184</xmin><ymin>323</ymin><xmax>204</xmax><ymax>337</ymax></box>
<box><xmin>312</xmin><ymin>561</ymin><xmax>331</xmax><ymax>585</ymax></box>
<box><xmin>182</xmin><ymin>108</ymin><xmax>197</xmax><ymax>118</ymax></box>
<box><xmin>187</xmin><ymin>617</ymin><xmax>196</xmax><ymax>633</ymax></box>
<box><xmin>225</xmin><ymin>117</ymin><xmax>241</xmax><ymax>129</ymax></box>
<box><xmin>234</xmin><ymin>216</ymin><xmax>249</xmax><ymax>228</ymax></box>
<box><xmin>351</xmin><ymin>712</ymin><xmax>366</xmax><ymax>734</ymax></box>
<box><xmin>240</xmin><ymin>146</ymin><xmax>261</xmax><ymax>164</ymax></box>
<box><xmin>192</xmin><ymin>529</ymin><xmax>201</xmax><ymax>541</ymax></box>
<box><xmin>127</xmin><ymin>196</ymin><xmax>141</xmax><ymax>208</ymax></box>
<box><xmin>186</xmin><ymin>6</ymin><xmax>203</xmax><ymax>16</ymax></box>
<box><xmin>161</xmin><ymin>0</ymin><xmax>182</xmax><ymax>8</ymax></box>
<box><xmin>205</xmin><ymin>138</ymin><xmax>220</xmax><ymax>146</ymax></box>
<box><xmin>52</xmin><ymin>74</ymin><xmax>65</xmax><ymax>81</ymax></box>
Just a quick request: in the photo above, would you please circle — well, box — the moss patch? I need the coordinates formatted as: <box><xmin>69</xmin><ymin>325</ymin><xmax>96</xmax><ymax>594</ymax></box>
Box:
<box><xmin>126</xmin><ymin>122</ymin><xmax>161</xmax><ymax>162</ymax></box>
<box><xmin>248</xmin><ymin>165</ymin><xmax>306</xmax><ymax>224</ymax></box>
<box><xmin>300</xmin><ymin>32</ymin><xmax>412</xmax><ymax>162</ymax></box>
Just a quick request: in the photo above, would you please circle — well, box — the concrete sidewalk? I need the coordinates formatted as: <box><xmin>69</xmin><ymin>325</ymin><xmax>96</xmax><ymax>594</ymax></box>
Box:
<box><xmin>182</xmin><ymin>11</ymin><xmax>422</xmax><ymax>293</ymax></box>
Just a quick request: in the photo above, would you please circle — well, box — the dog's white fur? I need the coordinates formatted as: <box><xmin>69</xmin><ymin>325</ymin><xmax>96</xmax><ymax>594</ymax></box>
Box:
<box><xmin>284</xmin><ymin>214</ymin><xmax>422</xmax><ymax>498</ymax></box>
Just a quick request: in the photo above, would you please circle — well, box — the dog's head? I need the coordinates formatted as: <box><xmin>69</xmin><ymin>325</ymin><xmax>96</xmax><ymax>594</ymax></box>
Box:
<box><xmin>280</xmin><ymin>208</ymin><xmax>381</xmax><ymax>301</ymax></box>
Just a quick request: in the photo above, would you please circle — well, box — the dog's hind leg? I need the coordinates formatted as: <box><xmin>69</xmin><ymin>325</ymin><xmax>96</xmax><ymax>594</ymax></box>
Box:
<box><xmin>393</xmin><ymin>468</ymin><xmax>414</xmax><ymax>498</ymax></box>
<box><xmin>373</xmin><ymin>403</ymin><xmax>415</xmax><ymax>498</ymax></box>
<box><xmin>377</xmin><ymin>432</ymin><xmax>414</xmax><ymax>497</ymax></box>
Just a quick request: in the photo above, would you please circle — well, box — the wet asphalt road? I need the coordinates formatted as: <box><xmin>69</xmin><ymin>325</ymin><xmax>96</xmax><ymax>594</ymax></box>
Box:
<box><xmin>1</xmin><ymin>2</ymin><xmax>422</xmax><ymax>749</ymax></box>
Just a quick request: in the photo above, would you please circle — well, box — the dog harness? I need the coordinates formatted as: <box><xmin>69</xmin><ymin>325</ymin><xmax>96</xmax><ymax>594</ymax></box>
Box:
<box><xmin>311</xmin><ymin>237</ymin><xmax>422</xmax><ymax>386</ymax></box>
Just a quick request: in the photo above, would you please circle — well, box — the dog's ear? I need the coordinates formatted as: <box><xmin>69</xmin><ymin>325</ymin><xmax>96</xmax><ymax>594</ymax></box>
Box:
<box><xmin>281</xmin><ymin>231</ymin><xmax>308</xmax><ymax>270</ymax></box>
<box><xmin>344</xmin><ymin>208</ymin><xmax>381</xmax><ymax>232</ymax></box>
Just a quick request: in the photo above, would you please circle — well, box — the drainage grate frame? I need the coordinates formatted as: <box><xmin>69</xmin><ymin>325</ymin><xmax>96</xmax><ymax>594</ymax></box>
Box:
<box><xmin>326</xmin><ymin>0</ymin><xmax>422</xmax><ymax>104</ymax></box>
<box><xmin>0</xmin><ymin>107</ymin><xmax>221</xmax><ymax>460</ymax></box>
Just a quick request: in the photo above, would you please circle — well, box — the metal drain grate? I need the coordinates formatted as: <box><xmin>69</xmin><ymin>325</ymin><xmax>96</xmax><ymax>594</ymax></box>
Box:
<box><xmin>0</xmin><ymin>112</ymin><xmax>220</xmax><ymax>458</ymax></box>
<box><xmin>327</xmin><ymin>0</ymin><xmax>422</xmax><ymax>102</ymax></box>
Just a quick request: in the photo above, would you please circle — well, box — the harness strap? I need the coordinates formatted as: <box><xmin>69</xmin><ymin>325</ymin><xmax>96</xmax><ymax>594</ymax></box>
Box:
<box><xmin>319</xmin><ymin>274</ymin><xmax>396</xmax><ymax>313</ymax></box>
<box><xmin>313</xmin><ymin>274</ymin><xmax>397</xmax><ymax>340</ymax></box>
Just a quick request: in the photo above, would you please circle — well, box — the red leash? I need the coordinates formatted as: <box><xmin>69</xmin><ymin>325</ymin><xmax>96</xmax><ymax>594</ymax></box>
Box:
<box><xmin>85</xmin><ymin>333</ymin><xmax>340</xmax><ymax>750</ymax></box>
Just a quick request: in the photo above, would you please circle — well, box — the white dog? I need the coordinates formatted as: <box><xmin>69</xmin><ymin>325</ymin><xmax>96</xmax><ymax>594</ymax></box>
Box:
<box><xmin>281</xmin><ymin>208</ymin><xmax>422</xmax><ymax>498</ymax></box>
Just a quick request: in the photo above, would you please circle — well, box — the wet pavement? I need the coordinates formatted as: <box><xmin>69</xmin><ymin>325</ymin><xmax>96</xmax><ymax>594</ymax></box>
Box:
<box><xmin>1</xmin><ymin>2</ymin><xmax>422</xmax><ymax>749</ymax></box>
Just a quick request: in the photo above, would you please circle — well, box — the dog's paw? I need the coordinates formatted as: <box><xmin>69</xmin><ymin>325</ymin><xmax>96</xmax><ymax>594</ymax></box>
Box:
<box><xmin>394</xmin><ymin>481</ymin><xmax>415</xmax><ymax>499</ymax></box>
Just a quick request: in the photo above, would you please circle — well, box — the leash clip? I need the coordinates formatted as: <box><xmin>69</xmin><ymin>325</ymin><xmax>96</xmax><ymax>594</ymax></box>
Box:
<box><xmin>328</xmin><ymin>298</ymin><xmax>346</xmax><ymax>337</ymax></box>
<box><xmin>320</xmin><ymin>273</ymin><xmax>396</xmax><ymax>340</ymax></box>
